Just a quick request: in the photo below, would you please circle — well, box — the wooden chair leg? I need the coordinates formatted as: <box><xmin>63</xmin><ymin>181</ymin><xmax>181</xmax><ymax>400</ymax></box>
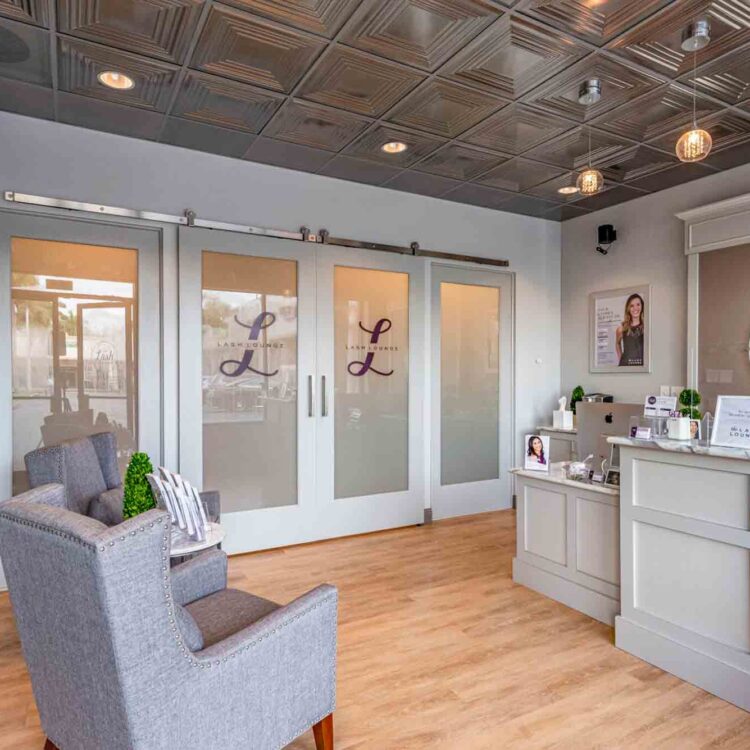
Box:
<box><xmin>312</xmin><ymin>713</ymin><xmax>333</xmax><ymax>750</ymax></box>
<box><xmin>44</xmin><ymin>740</ymin><xmax>59</xmax><ymax>750</ymax></box>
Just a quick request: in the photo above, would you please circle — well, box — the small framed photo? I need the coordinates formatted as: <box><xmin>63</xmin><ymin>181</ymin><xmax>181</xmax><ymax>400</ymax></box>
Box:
<box><xmin>689</xmin><ymin>419</ymin><xmax>701</xmax><ymax>441</ymax></box>
<box><xmin>524</xmin><ymin>434</ymin><xmax>550</xmax><ymax>472</ymax></box>
<box><xmin>589</xmin><ymin>285</ymin><xmax>651</xmax><ymax>373</ymax></box>
<box><xmin>604</xmin><ymin>469</ymin><xmax>620</xmax><ymax>487</ymax></box>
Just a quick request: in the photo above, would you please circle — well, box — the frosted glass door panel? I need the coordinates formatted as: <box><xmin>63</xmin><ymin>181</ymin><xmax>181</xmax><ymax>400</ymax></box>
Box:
<box><xmin>334</xmin><ymin>266</ymin><xmax>408</xmax><ymax>499</ymax></box>
<box><xmin>11</xmin><ymin>239</ymin><xmax>138</xmax><ymax>494</ymax></box>
<box><xmin>202</xmin><ymin>252</ymin><xmax>298</xmax><ymax>513</ymax></box>
<box><xmin>440</xmin><ymin>282</ymin><xmax>500</xmax><ymax>485</ymax></box>
<box><xmin>698</xmin><ymin>244</ymin><xmax>750</xmax><ymax>414</ymax></box>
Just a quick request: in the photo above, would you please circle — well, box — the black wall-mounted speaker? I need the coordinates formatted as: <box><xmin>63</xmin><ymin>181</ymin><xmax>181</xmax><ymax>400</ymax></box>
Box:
<box><xmin>598</xmin><ymin>224</ymin><xmax>617</xmax><ymax>244</ymax></box>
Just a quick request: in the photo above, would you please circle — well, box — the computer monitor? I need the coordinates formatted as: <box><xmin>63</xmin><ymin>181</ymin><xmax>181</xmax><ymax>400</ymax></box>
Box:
<box><xmin>576</xmin><ymin>401</ymin><xmax>643</xmax><ymax>470</ymax></box>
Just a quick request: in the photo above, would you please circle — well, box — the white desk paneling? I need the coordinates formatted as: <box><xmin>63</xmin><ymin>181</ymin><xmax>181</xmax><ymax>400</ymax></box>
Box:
<box><xmin>524</xmin><ymin>485</ymin><xmax>567</xmax><ymax>565</ymax></box>
<box><xmin>576</xmin><ymin>497</ymin><xmax>619</xmax><ymax>585</ymax></box>
<box><xmin>634</xmin><ymin>458</ymin><xmax>750</xmax><ymax>530</ymax></box>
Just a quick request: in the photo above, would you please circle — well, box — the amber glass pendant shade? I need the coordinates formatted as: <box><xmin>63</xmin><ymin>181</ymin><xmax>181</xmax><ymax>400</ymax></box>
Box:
<box><xmin>576</xmin><ymin>168</ymin><xmax>604</xmax><ymax>195</ymax></box>
<box><xmin>676</xmin><ymin>127</ymin><xmax>712</xmax><ymax>162</ymax></box>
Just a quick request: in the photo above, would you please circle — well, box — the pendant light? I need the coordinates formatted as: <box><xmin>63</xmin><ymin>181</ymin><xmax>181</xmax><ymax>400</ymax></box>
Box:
<box><xmin>577</xmin><ymin>126</ymin><xmax>603</xmax><ymax>195</ymax></box>
<box><xmin>676</xmin><ymin>24</ymin><xmax>712</xmax><ymax>163</ymax></box>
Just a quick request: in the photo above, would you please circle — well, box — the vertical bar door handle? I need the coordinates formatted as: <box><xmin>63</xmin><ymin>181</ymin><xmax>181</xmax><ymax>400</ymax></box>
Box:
<box><xmin>321</xmin><ymin>375</ymin><xmax>328</xmax><ymax>417</ymax></box>
<box><xmin>308</xmin><ymin>375</ymin><xmax>314</xmax><ymax>417</ymax></box>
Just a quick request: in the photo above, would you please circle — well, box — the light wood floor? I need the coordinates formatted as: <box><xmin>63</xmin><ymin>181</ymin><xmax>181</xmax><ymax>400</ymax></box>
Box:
<box><xmin>1</xmin><ymin>510</ymin><xmax>749</xmax><ymax>749</ymax></box>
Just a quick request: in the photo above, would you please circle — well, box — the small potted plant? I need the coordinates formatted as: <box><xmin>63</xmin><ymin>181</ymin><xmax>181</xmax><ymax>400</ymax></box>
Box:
<box><xmin>571</xmin><ymin>385</ymin><xmax>585</xmax><ymax>419</ymax></box>
<box><xmin>678</xmin><ymin>388</ymin><xmax>702</xmax><ymax>420</ymax></box>
<box><xmin>123</xmin><ymin>452</ymin><xmax>156</xmax><ymax>519</ymax></box>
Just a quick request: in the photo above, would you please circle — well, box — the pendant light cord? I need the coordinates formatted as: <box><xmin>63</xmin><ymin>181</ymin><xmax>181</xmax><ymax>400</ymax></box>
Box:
<box><xmin>692</xmin><ymin>48</ymin><xmax>697</xmax><ymax>127</ymax></box>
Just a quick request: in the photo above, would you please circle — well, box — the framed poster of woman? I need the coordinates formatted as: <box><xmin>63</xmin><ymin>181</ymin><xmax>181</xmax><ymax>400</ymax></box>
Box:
<box><xmin>589</xmin><ymin>285</ymin><xmax>651</xmax><ymax>373</ymax></box>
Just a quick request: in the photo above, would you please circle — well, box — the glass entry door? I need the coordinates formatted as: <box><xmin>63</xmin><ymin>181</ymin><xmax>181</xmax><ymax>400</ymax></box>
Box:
<box><xmin>315</xmin><ymin>247</ymin><xmax>425</xmax><ymax>539</ymax></box>
<box><xmin>178</xmin><ymin>229</ymin><xmax>424</xmax><ymax>553</ymax></box>
<box><xmin>178</xmin><ymin>227</ymin><xmax>317</xmax><ymax>554</ymax></box>
<box><xmin>430</xmin><ymin>264</ymin><xmax>513</xmax><ymax>519</ymax></box>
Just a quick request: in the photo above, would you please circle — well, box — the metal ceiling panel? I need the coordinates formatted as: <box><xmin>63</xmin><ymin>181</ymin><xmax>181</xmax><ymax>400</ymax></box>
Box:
<box><xmin>495</xmin><ymin>193</ymin><xmax>559</xmax><ymax>216</ymax></box>
<box><xmin>416</xmin><ymin>143</ymin><xmax>508</xmax><ymax>180</ymax></box>
<box><xmin>627</xmin><ymin>161</ymin><xmax>716</xmax><ymax>191</ymax></box>
<box><xmin>526</xmin><ymin>170</ymin><xmax>586</xmax><ymax>202</ymax></box>
<box><xmin>171</xmin><ymin>70</ymin><xmax>284</xmax><ymax>132</ymax></box>
<box><xmin>522</xmin><ymin>52</ymin><xmax>666</xmax><ymax>122</ymax></box>
<box><xmin>297</xmin><ymin>46</ymin><xmax>425</xmax><ymax>117</ymax></box>
<box><xmin>344</xmin><ymin>123</ymin><xmax>446</xmax><ymax>167</ymax></box>
<box><xmin>439</xmin><ymin>14</ymin><xmax>588</xmax><ymax>98</ymax></box>
<box><xmin>679</xmin><ymin>42</ymin><xmax>750</xmax><ymax>105</ymax></box>
<box><xmin>475</xmin><ymin>157</ymin><xmax>565</xmax><ymax>191</ymax></box>
<box><xmin>0</xmin><ymin>76</ymin><xmax>54</xmax><ymax>119</ymax></box>
<box><xmin>384</xmin><ymin>170</ymin><xmax>462</xmax><ymax>197</ymax></box>
<box><xmin>222</xmin><ymin>0</ymin><xmax>361</xmax><ymax>38</ymax></box>
<box><xmin>57</xmin><ymin>37</ymin><xmax>179</xmax><ymax>111</ymax></box>
<box><xmin>318</xmin><ymin>154</ymin><xmax>403</xmax><ymax>184</ymax></box>
<box><xmin>607</xmin><ymin>1</ymin><xmax>750</xmax><ymax>78</ymax></box>
<box><xmin>244</xmin><ymin>136</ymin><xmax>334</xmax><ymax>172</ymax></box>
<box><xmin>340</xmin><ymin>0</ymin><xmax>501</xmax><ymax>72</ymax></box>
<box><xmin>192</xmin><ymin>4</ymin><xmax>326</xmax><ymax>93</ymax></box>
<box><xmin>57</xmin><ymin>0</ymin><xmax>204</xmax><ymax>64</ymax></box>
<box><xmin>516</xmin><ymin>0</ymin><xmax>673</xmax><ymax>46</ymax></box>
<box><xmin>523</xmin><ymin>126</ymin><xmax>632</xmax><ymax>169</ymax></box>
<box><xmin>591</xmin><ymin>143</ymin><xmax>678</xmax><ymax>182</ymax></box>
<box><xmin>571</xmin><ymin>183</ymin><xmax>649</xmax><ymax>210</ymax></box>
<box><xmin>388</xmin><ymin>79</ymin><xmax>507</xmax><ymax>137</ymax></box>
<box><xmin>0</xmin><ymin>0</ymin><xmax>49</xmax><ymax>27</ymax></box>
<box><xmin>590</xmin><ymin>83</ymin><xmax>722</xmax><ymax>142</ymax></box>
<box><xmin>263</xmin><ymin>98</ymin><xmax>371</xmax><ymax>151</ymax></box>
<box><xmin>542</xmin><ymin>203</ymin><xmax>591</xmax><ymax>220</ymax></box>
<box><xmin>0</xmin><ymin>16</ymin><xmax>51</xmax><ymax>86</ymax></box>
<box><xmin>161</xmin><ymin>116</ymin><xmax>256</xmax><ymax>157</ymax></box>
<box><xmin>444</xmin><ymin>182</ymin><xmax>516</xmax><ymax>208</ymax></box>
<box><xmin>648</xmin><ymin>110</ymin><xmax>750</xmax><ymax>157</ymax></box>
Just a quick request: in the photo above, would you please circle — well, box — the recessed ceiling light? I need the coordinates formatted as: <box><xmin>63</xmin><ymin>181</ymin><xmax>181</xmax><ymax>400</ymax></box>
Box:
<box><xmin>681</xmin><ymin>19</ymin><xmax>711</xmax><ymax>52</ymax></box>
<box><xmin>97</xmin><ymin>70</ymin><xmax>135</xmax><ymax>90</ymax></box>
<box><xmin>558</xmin><ymin>185</ymin><xmax>579</xmax><ymax>195</ymax></box>
<box><xmin>578</xmin><ymin>78</ymin><xmax>602</xmax><ymax>105</ymax></box>
<box><xmin>381</xmin><ymin>141</ymin><xmax>408</xmax><ymax>154</ymax></box>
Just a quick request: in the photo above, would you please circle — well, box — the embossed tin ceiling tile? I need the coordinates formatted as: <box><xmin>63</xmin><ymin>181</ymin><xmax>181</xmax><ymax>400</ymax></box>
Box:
<box><xmin>572</xmin><ymin>183</ymin><xmax>648</xmax><ymax>210</ymax></box>
<box><xmin>172</xmin><ymin>71</ymin><xmax>285</xmax><ymax>132</ymax></box>
<box><xmin>522</xmin><ymin>126</ymin><xmax>632</xmax><ymax>169</ymax></box>
<box><xmin>57</xmin><ymin>37</ymin><xmax>179</xmax><ymax>111</ymax></box>
<box><xmin>516</xmin><ymin>0</ymin><xmax>673</xmax><ymax>46</ymax></box>
<box><xmin>263</xmin><ymin>99</ymin><xmax>371</xmax><ymax>151</ymax></box>
<box><xmin>461</xmin><ymin>102</ymin><xmax>575</xmax><ymax>154</ymax></box>
<box><xmin>384</xmin><ymin>170</ymin><xmax>462</xmax><ymax>197</ymax></box>
<box><xmin>222</xmin><ymin>0</ymin><xmax>360</xmax><ymax>38</ymax></box>
<box><xmin>542</xmin><ymin>203</ymin><xmax>592</xmax><ymax>221</ymax></box>
<box><xmin>475</xmin><ymin>157</ymin><xmax>565</xmax><ymax>191</ymax></box>
<box><xmin>679</xmin><ymin>43</ymin><xmax>750</xmax><ymax>104</ymax></box>
<box><xmin>0</xmin><ymin>16</ymin><xmax>51</xmax><ymax>86</ymax></box>
<box><xmin>388</xmin><ymin>79</ymin><xmax>507</xmax><ymax>138</ymax></box>
<box><xmin>590</xmin><ymin>83</ymin><xmax>722</xmax><ymax>142</ymax></box>
<box><xmin>439</xmin><ymin>14</ymin><xmax>588</xmax><ymax>98</ymax></box>
<box><xmin>244</xmin><ymin>136</ymin><xmax>334</xmax><ymax>172</ymax></box>
<box><xmin>526</xmin><ymin>170</ymin><xmax>586</xmax><ymax>201</ymax></box>
<box><xmin>318</xmin><ymin>155</ymin><xmax>403</xmax><ymax>184</ymax></box>
<box><xmin>161</xmin><ymin>117</ymin><xmax>256</xmax><ymax>157</ymax></box>
<box><xmin>443</xmin><ymin>182</ymin><xmax>516</xmax><ymax>208</ymax></box>
<box><xmin>591</xmin><ymin>143</ymin><xmax>677</xmax><ymax>182</ymax></box>
<box><xmin>57</xmin><ymin>0</ymin><xmax>204</xmax><ymax>64</ymax></box>
<box><xmin>627</xmin><ymin>161</ymin><xmax>716</xmax><ymax>192</ymax></box>
<box><xmin>647</xmin><ymin>110</ymin><xmax>750</xmax><ymax>156</ymax></box>
<box><xmin>522</xmin><ymin>53</ymin><xmax>665</xmax><ymax>122</ymax></box>
<box><xmin>344</xmin><ymin>124</ymin><xmax>445</xmax><ymax>167</ymax></box>
<box><xmin>298</xmin><ymin>46</ymin><xmax>425</xmax><ymax>117</ymax></box>
<box><xmin>415</xmin><ymin>143</ymin><xmax>507</xmax><ymax>180</ymax></box>
<box><xmin>340</xmin><ymin>0</ymin><xmax>501</xmax><ymax>72</ymax></box>
<box><xmin>606</xmin><ymin>1</ymin><xmax>750</xmax><ymax>78</ymax></box>
<box><xmin>192</xmin><ymin>5</ymin><xmax>327</xmax><ymax>93</ymax></box>
<box><xmin>0</xmin><ymin>77</ymin><xmax>54</xmax><ymax>120</ymax></box>
<box><xmin>495</xmin><ymin>194</ymin><xmax>559</xmax><ymax>216</ymax></box>
<box><xmin>0</xmin><ymin>0</ymin><xmax>49</xmax><ymax>27</ymax></box>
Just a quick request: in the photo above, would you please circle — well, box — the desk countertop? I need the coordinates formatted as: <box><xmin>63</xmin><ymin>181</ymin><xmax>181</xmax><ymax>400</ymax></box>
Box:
<box><xmin>511</xmin><ymin>462</ymin><xmax>619</xmax><ymax>496</ymax></box>
<box><xmin>608</xmin><ymin>435</ymin><xmax>750</xmax><ymax>461</ymax></box>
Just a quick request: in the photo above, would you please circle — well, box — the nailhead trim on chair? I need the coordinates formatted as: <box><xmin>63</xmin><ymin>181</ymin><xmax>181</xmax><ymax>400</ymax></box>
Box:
<box><xmin>1</xmin><ymin>513</ymin><xmax>338</xmax><ymax>748</ymax></box>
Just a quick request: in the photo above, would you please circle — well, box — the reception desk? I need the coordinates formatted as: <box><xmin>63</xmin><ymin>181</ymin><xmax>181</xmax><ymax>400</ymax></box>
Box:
<box><xmin>512</xmin><ymin>463</ymin><xmax>619</xmax><ymax>626</ymax></box>
<box><xmin>612</xmin><ymin>437</ymin><xmax>750</xmax><ymax>712</ymax></box>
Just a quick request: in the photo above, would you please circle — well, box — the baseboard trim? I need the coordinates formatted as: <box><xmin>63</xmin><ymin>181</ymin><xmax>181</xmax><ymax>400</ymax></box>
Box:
<box><xmin>615</xmin><ymin>616</ymin><xmax>750</xmax><ymax>712</ymax></box>
<box><xmin>512</xmin><ymin>557</ymin><xmax>618</xmax><ymax>626</ymax></box>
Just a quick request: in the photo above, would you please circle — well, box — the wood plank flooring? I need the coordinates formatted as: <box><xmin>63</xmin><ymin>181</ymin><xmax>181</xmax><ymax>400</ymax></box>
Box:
<box><xmin>1</xmin><ymin>510</ymin><xmax>749</xmax><ymax>749</ymax></box>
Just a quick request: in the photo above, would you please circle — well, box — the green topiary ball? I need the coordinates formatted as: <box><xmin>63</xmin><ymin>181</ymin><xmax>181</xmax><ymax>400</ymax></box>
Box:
<box><xmin>571</xmin><ymin>385</ymin><xmax>585</xmax><ymax>415</ymax></box>
<box><xmin>123</xmin><ymin>452</ymin><xmax>156</xmax><ymax>520</ymax></box>
<box><xmin>678</xmin><ymin>388</ymin><xmax>701</xmax><ymax>408</ymax></box>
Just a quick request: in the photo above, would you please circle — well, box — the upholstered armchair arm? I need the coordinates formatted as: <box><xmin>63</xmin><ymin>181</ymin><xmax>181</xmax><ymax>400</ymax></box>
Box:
<box><xmin>196</xmin><ymin>584</ymin><xmax>338</xmax><ymax>663</ymax></box>
<box><xmin>170</xmin><ymin>549</ymin><xmax>228</xmax><ymax>606</ymax></box>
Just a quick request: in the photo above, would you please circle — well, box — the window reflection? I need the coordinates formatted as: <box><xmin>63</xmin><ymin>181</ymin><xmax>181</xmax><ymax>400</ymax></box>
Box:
<box><xmin>11</xmin><ymin>239</ymin><xmax>137</xmax><ymax>494</ymax></box>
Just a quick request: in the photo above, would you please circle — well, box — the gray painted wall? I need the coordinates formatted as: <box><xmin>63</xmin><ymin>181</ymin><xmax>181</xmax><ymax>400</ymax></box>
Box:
<box><xmin>0</xmin><ymin>111</ymin><xmax>561</xmax><ymax>492</ymax></box>
<box><xmin>561</xmin><ymin>161</ymin><xmax>750</xmax><ymax>404</ymax></box>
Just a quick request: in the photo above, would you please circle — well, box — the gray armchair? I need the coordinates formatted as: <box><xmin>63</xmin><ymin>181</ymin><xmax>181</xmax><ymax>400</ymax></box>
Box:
<box><xmin>24</xmin><ymin>432</ymin><xmax>221</xmax><ymax>527</ymax></box>
<box><xmin>0</xmin><ymin>484</ymin><xmax>337</xmax><ymax>750</ymax></box>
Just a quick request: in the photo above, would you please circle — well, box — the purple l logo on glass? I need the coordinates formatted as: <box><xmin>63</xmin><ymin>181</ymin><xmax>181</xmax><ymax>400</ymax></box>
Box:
<box><xmin>348</xmin><ymin>318</ymin><xmax>394</xmax><ymax>377</ymax></box>
<box><xmin>220</xmin><ymin>312</ymin><xmax>279</xmax><ymax>377</ymax></box>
